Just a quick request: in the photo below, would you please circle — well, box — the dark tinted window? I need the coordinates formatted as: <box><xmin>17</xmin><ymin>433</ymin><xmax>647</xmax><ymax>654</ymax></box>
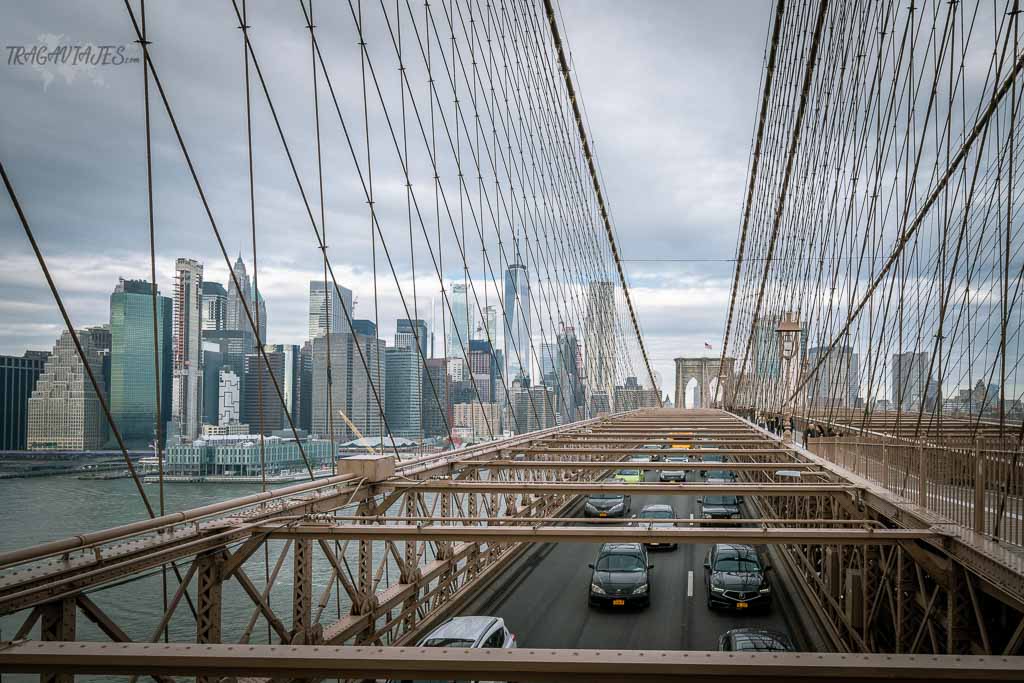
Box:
<box><xmin>733</xmin><ymin>633</ymin><xmax>793</xmax><ymax>651</ymax></box>
<box><xmin>617</xmin><ymin>469</ymin><xmax>640</xmax><ymax>475</ymax></box>
<box><xmin>420</xmin><ymin>637</ymin><xmax>475</xmax><ymax>647</ymax></box>
<box><xmin>482</xmin><ymin>630</ymin><xmax>505</xmax><ymax>648</ymax></box>
<box><xmin>595</xmin><ymin>553</ymin><xmax>645</xmax><ymax>572</ymax></box>
<box><xmin>713</xmin><ymin>549</ymin><xmax>761</xmax><ymax>572</ymax></box>
<box><xmin>639</xmin><ymin>509</ymin><xmax>672</xmax><ymax>519</ymax></box>
<box><xmin>703</xmin><ymin>495</ymin><xmax>738</xmax><ymax>506</ymax></box>
<box><xmin>589</xmin><ymin>493</ymin><xmax>623</xmax><ymax>501</ymax></box>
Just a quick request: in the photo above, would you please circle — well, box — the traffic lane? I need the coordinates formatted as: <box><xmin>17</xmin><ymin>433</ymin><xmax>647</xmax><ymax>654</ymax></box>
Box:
<box><xmin>460</xmin><ymin>469</ymin><xmax>803</xmax><ymax>651</ymax></box>
<box><xmin>467</xmin><ymin>493</ymin><xmax>693</xmax><ymax>650</ymax></box>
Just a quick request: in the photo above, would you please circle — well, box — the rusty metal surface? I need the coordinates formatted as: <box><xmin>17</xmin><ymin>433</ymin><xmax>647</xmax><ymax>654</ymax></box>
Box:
<box><xmin>1</xmin><ymin>641</ymin><xmax>1021</xmax><ymax>681</ymax></box>
<box><xmin>253</xmin><ymin>523</ymin><xmax>936</xmax><ymax>544</ymax></box>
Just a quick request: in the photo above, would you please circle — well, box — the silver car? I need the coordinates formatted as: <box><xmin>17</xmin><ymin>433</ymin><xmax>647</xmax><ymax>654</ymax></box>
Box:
<box><xmin>390</xmin><ymin>616</ymin><xmax>516</xmax><ymax>682</ymax></box>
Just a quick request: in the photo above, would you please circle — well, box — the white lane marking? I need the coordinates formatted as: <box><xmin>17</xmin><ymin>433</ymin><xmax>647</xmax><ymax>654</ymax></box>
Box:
<box><xmin>687</xmin><ymin>570</ymin><xmax>694</xmax><ymax>597</ymax></box>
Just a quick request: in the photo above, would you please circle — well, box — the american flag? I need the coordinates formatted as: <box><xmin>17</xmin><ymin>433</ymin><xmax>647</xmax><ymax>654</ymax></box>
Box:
<box><xmin>704</xmin><ymin>342</ymin><xmax>713</xmax><ymax>350</ymax></box>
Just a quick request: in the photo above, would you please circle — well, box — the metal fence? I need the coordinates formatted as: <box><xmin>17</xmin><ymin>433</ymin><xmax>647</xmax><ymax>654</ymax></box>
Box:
<box><xmin>811</xmin><ymin>435</ymin><xmax>1024</xmax><ymax>546</ymax></box>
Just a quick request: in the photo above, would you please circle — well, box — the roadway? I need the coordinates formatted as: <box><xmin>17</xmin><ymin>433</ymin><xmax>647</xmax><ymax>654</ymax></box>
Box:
<box><xmin>459</xmin><ymin>468</ymin><xmax>813</xmax><ymax>651</ymax></box>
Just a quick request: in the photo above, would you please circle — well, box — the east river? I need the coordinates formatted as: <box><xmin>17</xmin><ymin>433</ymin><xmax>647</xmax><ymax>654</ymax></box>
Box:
<box><xmin>0</xmin><ymin>474</ymin><xmax>407</xmax><ymax>679</ymax></box>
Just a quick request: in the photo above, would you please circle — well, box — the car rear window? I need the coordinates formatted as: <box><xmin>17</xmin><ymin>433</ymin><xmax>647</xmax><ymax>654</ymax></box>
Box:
<box><xmin>640</xmin><ymin>510</ymin><xmax>672</xmax><ymax>519</ymax></box>
<box><xmin>703</xmin><ymin>495</ymin><xmax>738</xmax><ymax>506</ymax></box>
<box><xmin>617</xmin><ymin>469</ymin><xmax>639</xmax><ymax>475</ymax></box>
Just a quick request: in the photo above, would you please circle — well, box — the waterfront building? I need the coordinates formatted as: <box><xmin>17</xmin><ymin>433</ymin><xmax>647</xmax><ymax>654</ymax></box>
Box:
<box><xmin>0</xmin><ymin>350</ymin><xmax>49</xmax><ymax>450</ymax></box>
<box><xmin>164</xmin><ymin>434</ymin><xmax>332</xmax><ymax>478</ymax></box>
<box><xmin>385</xmin><ymin>346</ymin><xmax>423</xmax><ymax>440</ymax></box>
<box><xmin>172</xmin><ymin>258</ymin><xmax>203</xmax><ymax>442</ymax></box>
<box><xmin>109</xmin><ymin>279</ymin><xmax>172</xmax><ymax>448</ymax></box>
<box><xmin>309</xmin><ymin>280</ymin><xmax>352</xmax><ymax>339</ymax></box>
<box><xmin>27</xmin><ymin>328</ymin><xmax>108</xmax><ymax>450</ymax></box>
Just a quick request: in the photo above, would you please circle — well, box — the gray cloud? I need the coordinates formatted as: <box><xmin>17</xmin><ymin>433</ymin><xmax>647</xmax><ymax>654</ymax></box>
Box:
<box><xmin>1</xmin><ymin>1</ymin><xmax>769</xmax><ymax>394</ymax></box>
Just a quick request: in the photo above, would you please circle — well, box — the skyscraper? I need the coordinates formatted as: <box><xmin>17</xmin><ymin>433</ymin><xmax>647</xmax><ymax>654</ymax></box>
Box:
<box><xmin>266</xmin><ymin>343</ymin><xmax>302</xmax><ymax>427</ymax></box>
<box><xmin>243</xmin><ymin>350</ymin><xmax>285</xmax><ymax>435</ymax></box>
<box><xmin>0</xmin><ymin>351</ymin><xmax>49</xmax><ymax>450</ymax></box>
<box><xmin>27</xmin><ymin>329</ymin><xmax>108</xmax><ymax>450</ymax></box>
<box><xmin>892</xmin><ymin>352</ymin><xmax>931</xmax><ymax>411</ymax></box>
<box><xmin>312</xmin><ymin>332</ymin><xmax>386</xmax><ymax>442</ymax></box>
<box><xmin>584</xmin><ymin>281</ymin><xmax>615</xmax><ymax>393</ymax></box>
<box><xmin>218</xmin><ymin>368</ymin><xmax>241</xmax><ymax>425</ymax></box>
<box><xmin>504</xmin><ymin>263</ymin><xmax>531</xmax><ymax>381</ymax></box>
<box><xmin>806</xmin><ymin>346</ymin><xmax>859</xmax><ymax>410</ymax></box>
<box><xmin>540</xmin><ymin>342</ymin><xmax>558</xmax><ymax>383</ymax></box>
<box><xmin>385</xmin><ymin>346</ymin><xmax>423</xmax><ymax>440</ymax></box>
<box><xmin>556</xmin><ymin>327</ymin><xmax>582</xmax><ymax>423</ymax></box>
<box><xmin>299</xmin><ymin>341</ymin><xmax>313</xmax><ymax>432</ymax></box>
<box><xmin>109</xmin><ymin>279</ymin><xmax>172</xmax><ymax>448</ymax></box>
<box><xmin>396</xmin><ymin>318</ymin><xmax>428</xmax><ymax>358</ymax></box>
<box><xmin>422</xmin><ymin>358</ymin><xmax>451</xmax><ymax>438</ymax></box>
<box><xmin>172</xmin><ymin>258</ymin><xmax>203</xmax><ymax>442</ymax></box>
<box><xmin>200</xmin><ymin>281</ymin><xmax>227</xmax><ymax>332</ymax></box>
<box><xmin>226</xmin><ymin>255</ymin><xmax>266</xmax><ymax>343</ymax></box>
<box><xmin>309</xmin><ymin>280</ymin><xmax>353</xmax><ymax>339</ymax></box>
<box><xmin>447</xmin><ymin>282</ymin><xmax>473</xmax><ymax>358</ymax></box>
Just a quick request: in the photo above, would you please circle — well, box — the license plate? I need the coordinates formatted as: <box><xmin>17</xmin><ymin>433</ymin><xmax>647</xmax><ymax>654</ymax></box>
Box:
<box><xmin>736</xmin><ymin>602</ymin><xmax>749</xmax><ymax>609</ymax></box>
<box><xmin>598</xmin><ymin>512</ymin><xmax>608</xmax><ymax>517</ymax></box>
<box><xmin>612</xmin><ymin>599</ymin><xmax>625</xmax><ymax>606</ymax></box>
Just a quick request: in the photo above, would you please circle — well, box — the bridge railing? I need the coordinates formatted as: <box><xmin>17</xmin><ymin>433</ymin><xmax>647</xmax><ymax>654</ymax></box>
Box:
<box><xmin>810</xmin><ymin>435</ymin><xmax>1024</xmax><ymax>546</ymax></box>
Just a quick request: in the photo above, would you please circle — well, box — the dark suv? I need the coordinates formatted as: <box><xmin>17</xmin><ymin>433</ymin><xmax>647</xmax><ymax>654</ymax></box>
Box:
<box><xmin>588</xmin><ymin>542</ymin><xmax>652</xmax><ymax>608</ymax></box>
<box><xmin>704</xmin><ymin>543</ymin><xmax>771</xmax><ymax>610</ymax></box>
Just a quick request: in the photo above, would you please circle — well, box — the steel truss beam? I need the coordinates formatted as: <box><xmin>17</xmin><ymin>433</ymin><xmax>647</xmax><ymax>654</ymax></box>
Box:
<box><xmin>385</xmin><ymin>481</ymin><xmax>856</xmax><ymax>495</ymax></box>
<box><xmin>1</xmin><ymin>641</ymin><xmax>1021</xmax><ymax>681</ymax></box>
<box><xmin>254</xmin><ymin>523</ymin><xmax>936</xmax><ymax>544</ymax></box>
<box><xmin>469</xmin><ymin>460</ymin><xmax>822</xmax><ymax>470</ymax></box>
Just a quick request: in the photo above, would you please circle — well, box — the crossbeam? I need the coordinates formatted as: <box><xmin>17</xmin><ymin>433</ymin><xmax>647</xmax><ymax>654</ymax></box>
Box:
<box><xmin>253</xmin><ymin>523</ymin><xmax>936</xmax><ymax>544</ymax></box>
<box><xmin>512</xmin><ymin>447</ymin><xmax>793</xmax><ymax>456</ymax></box>
<box><xmin>385</xmin><ymin>481</ymin><xmax>855</xmax><ymax>495</ymax></box>
<box><xmin>469</xmin><ymin>460</ymin><xmax>820</xmax><ymax>470</ymax></box>
<box><xmin>0</xmin><ymin>641</ymin><xmax>1018</xmax><ymax>681</ymax></box>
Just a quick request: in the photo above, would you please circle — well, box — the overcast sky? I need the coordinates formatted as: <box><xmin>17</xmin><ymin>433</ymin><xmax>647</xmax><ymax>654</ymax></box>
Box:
<box><xmin>0</xmin><ymin>1</ymin><xmax>771</xmax><ymax>394</ymax></box>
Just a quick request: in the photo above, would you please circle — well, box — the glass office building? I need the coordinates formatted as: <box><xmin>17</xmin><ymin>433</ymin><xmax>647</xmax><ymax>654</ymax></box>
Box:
<box><xmin>109</xmin><ymin>279</ymin><xmax>173</xmax><ymax>448</ymax></box>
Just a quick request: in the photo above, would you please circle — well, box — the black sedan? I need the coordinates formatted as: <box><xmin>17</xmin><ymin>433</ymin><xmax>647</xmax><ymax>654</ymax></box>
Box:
<box><xmin>583</xmin><ymin>492</ymin><xmax>631</xmax><ymax>518</ymax></box>
<box><xmin>704</xmin><ymin>543</ymin><xmax>772</xmax><ymax>611</ymax></box>
<box><xmin>588</xmin><ymin>542</ymin><xmax>652</xmax><ymax>608</ymax></box>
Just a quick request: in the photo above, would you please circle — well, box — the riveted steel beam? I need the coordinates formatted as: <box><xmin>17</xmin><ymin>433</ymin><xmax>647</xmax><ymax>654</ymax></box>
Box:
<box><xmin>2</xmin><ymin>641</ymin><xmax>1023</xmax><ymax>681</ymax></box>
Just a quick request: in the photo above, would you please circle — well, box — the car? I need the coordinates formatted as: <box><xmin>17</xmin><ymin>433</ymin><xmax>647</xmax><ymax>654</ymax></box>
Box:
<box><xmin>634</xmin><ymin>503</ymin><xmax>677</xmax><ymax>550</ymax></box>
<box><xmin>588</xmin><ymin>542</ymin><xmax>652</xmax><ymax>608</ymax></box>
<box><xmin>719</xmin><ymin>628</ymin><xmax>794</xmax><ymax>652</ymax></box>
<box><xmin>704</xmin><ymin>468</ymin><xmax>738</xmax><ymax>482</ymax></box>
<box><xmin>659</xmin><ymin>454</ymin><xmax>689</xmax><ymax>482</ymax></box>
<box><xmin>698</xmin><ymin>484</ymin><xmax>741</xmax><ymax>519</ymax></box>
<box><xmin>639</xmin><ymin>443</ymin><xmax>668</xmax><ymax>461</ymax></box>
<box><xmin>704</xmin><ymin>543</ymin><xmax>772</xmax><ymax>611</ymax></box>
<box><xmin>583</xmin><ymin>492</ymin><xmax>631</xmax><ymax>517</ymax></box>
<box><xmin>389</xmin><ymin>616</ymin><xmax>517</xmax><ymax>683</ymax></box>
<box><xmin>613</xmin><ymin>467</ymin><xmax>644</xmax><ymax>484</ymax></box>
<box><xmin>628</xmin><ymin>453</ymin><xmax>653</xmax><ymax>463</ymax></box>
<box><xmin>416</xmin><ymin>615</ymin><xmax>516</xmax><ymax>648</ymax></box>
<box><xmin>699</xmin><ymin>453</ymin><xmax>726</xmax><ymax>477</ymax></box>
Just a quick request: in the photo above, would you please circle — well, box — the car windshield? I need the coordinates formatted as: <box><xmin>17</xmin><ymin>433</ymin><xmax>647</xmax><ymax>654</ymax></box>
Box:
<box><xmin>617</xmin><ymin>469</ymin><xmax>639</xmax><ymax>476</ymax></box>
<box><xmin>590</xmin><ymin>493</ymin><xmax>623</xmax><ymax>501</ymax></box>
<box><xmin>419</xmin><ymin>637</ymin><xmax>477</xmax><ymax>647</ymax></box>
<box><xmin>640</xmin><ymin>509</ymin><xmax>672</xmax><ymax>519</ymax></box>
<box><xmin>706</xmin><ymin>470</ymin><xmax>735</xmax><ymax>478</ymax></box>
<box><xmin>595</xmin><ymin>554</ymin><xmax>645</xmax><ymax>572</ymax></box>
<box><xmin>715</xmin><ymin>551</ymin><xmax>761</xmax><ymax>572</ymax></box>
<box><xmin>703</xmin><ymin>495</ymin><xmax>738</xmax><ymax>506</ymax></box>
